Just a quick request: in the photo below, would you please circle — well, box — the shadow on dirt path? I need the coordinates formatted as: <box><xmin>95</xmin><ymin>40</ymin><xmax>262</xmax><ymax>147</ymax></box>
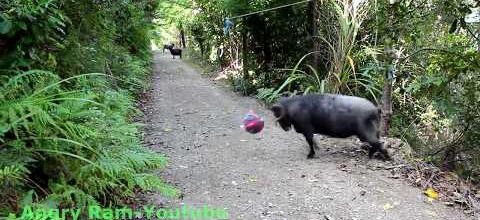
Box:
<box><xmin>142</xmin><ymin>51</ymin><xmax>471</xmax><ymax>220</ymax></box>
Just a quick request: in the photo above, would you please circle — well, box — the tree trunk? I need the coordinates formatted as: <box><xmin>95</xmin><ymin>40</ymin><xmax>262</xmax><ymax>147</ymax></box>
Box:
<box><xmin>441</xmin><ymin>146</ymin><xmax>457</xmax><ymax>171</ymax></box>
<box><xmin>199</xmin><ymin>40</ymin><xmax>204</xmax><ymax>58</ymax></box>
<box><xmin>380</xmin><ymin>40</ymin><xmax>394</xmax><ymax>136</ymax></box>
<box><xmin>311</xmin><ymin>0</ymin><xmax>320</xmax><ymax>70</ymax></box>
<box><xmin>260</xmin><ymin>18</ymin><xmax>272</xmax><ymax>71</ymax></box>
<box><xmin>242</xmin><ymin>19</ymin><xmax>249</xmax><ymax>82</ymax></box>
<box><xmin>379</xmin><ymin>1</ymin><xmax>399</xmax><ymax>137</ymax></box>
<box><xmin>380</xmin><ymin>75</ymin><xmax>393</xmax><ymax>136</ymax></box>
<box><xmin>180</xmin><ymin>29</ymin><xmax>186</xmax><ymax>48</ymax></box>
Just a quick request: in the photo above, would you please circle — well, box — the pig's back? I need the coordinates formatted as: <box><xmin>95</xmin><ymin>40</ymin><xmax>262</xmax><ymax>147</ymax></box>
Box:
<box><xmin>333</xmin><ymin>94</ymin><xmax>378</xmax><ymax>112</ymax></box>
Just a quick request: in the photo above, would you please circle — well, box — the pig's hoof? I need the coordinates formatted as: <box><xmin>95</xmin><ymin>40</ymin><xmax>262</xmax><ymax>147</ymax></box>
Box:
<box><xmin>307</xmin><ymin>153</ymin><xmax>315</xmax><ymax>159</ymax></box>
<box><xmin>369</xmin><ymin>151</ymin><xmax>392</xmax><ymax>161</ymax></box>
<box><xmin>381</xmin><ymin>153</ymin><xmax>393</xmax><ymax>161</ymax></box>
<box><xmin>378</xmin><ymin>149</ymin><xmax>392</xmax><ymax>161</ymax></box>
<box><xmin>360</xmin><ymin>143</ymin><xmax>370</xmax><ymax>151</ymax></box>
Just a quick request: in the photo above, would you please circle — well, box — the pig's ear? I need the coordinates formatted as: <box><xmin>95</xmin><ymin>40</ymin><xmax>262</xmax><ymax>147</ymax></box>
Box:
<box><xmin>270</xmin><ymin>104</ymin><xmax>285</xmax><ymax>119</ymax></box>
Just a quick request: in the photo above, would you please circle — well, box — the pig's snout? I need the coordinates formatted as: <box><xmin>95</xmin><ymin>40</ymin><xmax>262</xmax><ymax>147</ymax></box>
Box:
<box><xmin>271</xmin><ymin>104</ymin><xmax>292</xmax><ymax>131</ymax></box>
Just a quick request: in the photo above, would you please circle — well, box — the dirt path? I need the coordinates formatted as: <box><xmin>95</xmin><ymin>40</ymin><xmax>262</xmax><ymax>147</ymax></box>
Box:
<box><xmin>142</xmin><ymin>51</ymin><xmax>471</xmax><ymax>220</ymax></box>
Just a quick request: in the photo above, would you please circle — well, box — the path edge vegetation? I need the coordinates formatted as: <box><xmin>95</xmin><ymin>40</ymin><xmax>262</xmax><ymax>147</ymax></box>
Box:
<box><xmin>0</xmin><ymin>0</ymin><xmax>179</xmax><ymax>217</ymax></box>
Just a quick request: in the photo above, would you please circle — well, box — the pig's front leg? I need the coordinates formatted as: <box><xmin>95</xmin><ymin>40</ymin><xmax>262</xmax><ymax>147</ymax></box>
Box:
<box><xmin>303</xmin><ymin>132</ymin><xmax>316</xmax><ymax>159</ymax></box>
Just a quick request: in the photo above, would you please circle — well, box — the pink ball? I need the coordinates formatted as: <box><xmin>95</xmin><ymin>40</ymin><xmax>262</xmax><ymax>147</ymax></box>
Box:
<box><xmin>242</xmin><ymin>111</ymin><xmax>264</xmax><ymax>134</ymax></box>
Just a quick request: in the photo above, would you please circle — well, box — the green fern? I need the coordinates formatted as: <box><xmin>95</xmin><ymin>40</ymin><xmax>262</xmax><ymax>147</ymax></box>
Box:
<box><xmin>1</xmin><ymin>70</ymin><xmax>176</xmax><ymax>215</ymax></box>
<box><xmin>1</xmin><ymin>0</ymin><xmax>167</xmax><ymax>216</ymax></box>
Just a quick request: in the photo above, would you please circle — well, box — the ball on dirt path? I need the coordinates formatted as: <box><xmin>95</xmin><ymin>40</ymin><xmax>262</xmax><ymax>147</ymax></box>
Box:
<box><xmin>242</xmin><ymin>110</ymin><xmax>264</xmax><ymax>134</ymax></box>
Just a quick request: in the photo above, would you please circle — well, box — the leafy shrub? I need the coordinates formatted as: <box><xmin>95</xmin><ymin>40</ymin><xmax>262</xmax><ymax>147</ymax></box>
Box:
<box><xmin>0</xmin><ymin>0</ymin><xmax>175</xmax><ymax>216</ymax></box>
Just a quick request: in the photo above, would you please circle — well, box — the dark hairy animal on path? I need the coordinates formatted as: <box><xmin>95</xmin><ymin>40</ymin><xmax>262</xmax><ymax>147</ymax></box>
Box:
<box><xmin>169</xmin><ymin>47</ymin><xmax>182</xmax><ymax>59</ymax></box>
<box><xmin>270</xmin><ymin>93</ymin><xmax>391</xmax><ymax>160</ymax></box>
<box><xmin>163</xmin><ymin>43</ymin><xmax>174</xmax><ymax>54</ymax></box>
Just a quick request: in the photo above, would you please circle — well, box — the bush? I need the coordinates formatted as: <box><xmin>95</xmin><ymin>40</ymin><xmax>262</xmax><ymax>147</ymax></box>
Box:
<box><xmin>0</xmin><ymin>0</ymin><xmax>175</xmax><ymax>216</ymax></box>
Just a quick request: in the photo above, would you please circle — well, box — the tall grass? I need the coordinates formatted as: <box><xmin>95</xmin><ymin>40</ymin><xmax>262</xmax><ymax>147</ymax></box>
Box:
<box><xmin>319</xmin><ymin>0</ymin><xmax>371</xmax><ymax>94</ymax></box>
<box><xmin>257</xmin><ymin>0</ymin><xmax>380</xmax><ymax>103</ymax></box>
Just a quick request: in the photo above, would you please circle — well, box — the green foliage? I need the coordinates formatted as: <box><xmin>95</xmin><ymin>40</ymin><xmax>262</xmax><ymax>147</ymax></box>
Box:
<box><xmin>155</xmin><ymin>0</ymin><xmax>193</xmax><ymax>46</ymax></box>
<box><xmin>173</xmin><ymin>0</ymin><xmax>313</xmax><ymax>95</ymax></box>
<box><xmin>256</xmin><ymin>0</ymin><xmax>379</xmax><ymax>104</ymax></box>
<box><xmin>0</xmin><ymin>0</ymin><xmax>68</xmax><ymax>70</ymax></box>
<box><xmin>359</xmin><ymin>0</ymin><xmax>480</xmax><ymax>178</ymax></box>
<box><xmin>399</xmin><ymin>34</ymin><xmax>480</xmax><ymax>170</ymax></box>
<box><xmin>0</xmin><ymin>0</ymin><xmax>176</xmax><ymax>216</ymax></box>
<box><xmin>317</xmin><ymin>0</ymin><xmax>371</xmax><ymax>94</ymax></box>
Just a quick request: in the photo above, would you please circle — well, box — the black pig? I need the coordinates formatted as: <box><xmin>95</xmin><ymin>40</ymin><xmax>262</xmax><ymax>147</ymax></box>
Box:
<box><xmin>163</xmin><ymin>43</ymin><xmax>174</xmax><ymax>54</ymax></box>
<box><xmin>169</xmin><ymin>47</ymin><xmax>182</xmax><ymax>59</ymax></box>
<box><xmin>270</xmin><ymin>93</ymin><xmax>391</xmax><ymax>160</ymax></box>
